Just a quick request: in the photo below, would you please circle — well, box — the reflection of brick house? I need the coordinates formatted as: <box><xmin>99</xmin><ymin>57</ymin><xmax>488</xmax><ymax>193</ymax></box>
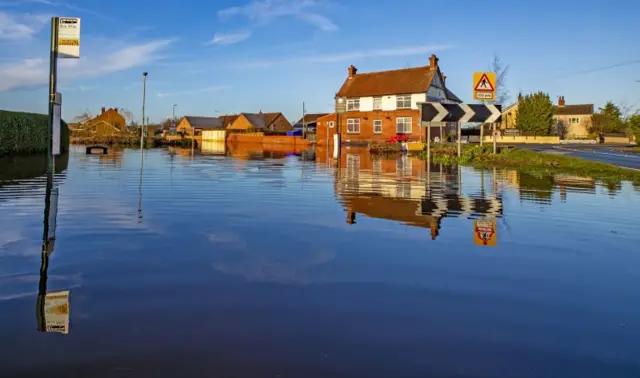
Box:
<box><xmin>85</xmin><ymin>107</ymin><xmax>126</xmax><ymax>133</ymax></box>
<box><xmin>317</xmin><ymin>54</ymin><xmax>461</xmax><ymax>146</ymax></box>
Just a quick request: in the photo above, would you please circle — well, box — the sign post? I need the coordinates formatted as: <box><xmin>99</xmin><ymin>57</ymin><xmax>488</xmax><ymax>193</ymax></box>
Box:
<box><xmin>419</xmin><ymin>103</ymin><xmax>502</xmax><ymax>158</ymax></box>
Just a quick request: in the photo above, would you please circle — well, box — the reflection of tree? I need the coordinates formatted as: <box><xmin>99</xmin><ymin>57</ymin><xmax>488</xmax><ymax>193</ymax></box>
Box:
<box><xmin>605</xmin><ymin>181</ymin><xmax>622</xmax><ymax>197</ymax></box>
<box><xmin>0</xmin><ymin>154</ymin><xmax>68</xmax><ymax>183</ymax></box>
<box><xmin>518</xmin><ymin>172</ymin><xmax>554</xmax><ymax>203</ymax></box>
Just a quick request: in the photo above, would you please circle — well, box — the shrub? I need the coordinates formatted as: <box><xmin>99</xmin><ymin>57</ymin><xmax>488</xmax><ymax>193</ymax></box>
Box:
<box><xmin>0</xmin><ymin>110</ymin><xmax>69</xmax><ymax>156</ymax></box>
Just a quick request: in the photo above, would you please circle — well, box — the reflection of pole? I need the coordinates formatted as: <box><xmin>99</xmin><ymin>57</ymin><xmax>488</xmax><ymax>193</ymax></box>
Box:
<box><xmin>457</xmin><ymin>122</ymin><xmax>462</xmax><ymax>158</ymax></box>
<box><xmin>138</xmin><ymin>147</ymin><xmax>144</xmax><ymax>221</ymax></box>
<box><xmin>37</xmin><ymin>171</ymin><xmax>54</xmax><ymax>332</ymax></box>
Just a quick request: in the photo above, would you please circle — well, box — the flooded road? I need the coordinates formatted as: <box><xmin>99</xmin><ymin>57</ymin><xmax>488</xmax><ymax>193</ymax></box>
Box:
<box><xmin>1</xmin><ymin>145</ymin><xmax>640</xmax><ymax>378</ymax></box>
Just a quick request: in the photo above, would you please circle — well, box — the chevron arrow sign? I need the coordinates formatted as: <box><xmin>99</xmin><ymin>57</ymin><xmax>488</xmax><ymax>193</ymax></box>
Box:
<box><xmin>420</xmin><ymin>103</ymin><xmax>502</xmax><ymax>124</ymax></box>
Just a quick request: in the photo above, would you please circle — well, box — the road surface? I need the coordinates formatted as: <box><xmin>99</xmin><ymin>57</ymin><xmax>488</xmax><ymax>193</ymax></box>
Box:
<box><xmin>520</xmin><ymin>144</ymin><xmax>640</xmax><ymax>170</ymax></box>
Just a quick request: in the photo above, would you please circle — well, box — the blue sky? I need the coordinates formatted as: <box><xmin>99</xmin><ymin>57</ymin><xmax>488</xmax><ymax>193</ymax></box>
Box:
<box><xmin>0</xmin><ymin>0</ymin><xmax>639</xmax><ymax>124</ymax></box>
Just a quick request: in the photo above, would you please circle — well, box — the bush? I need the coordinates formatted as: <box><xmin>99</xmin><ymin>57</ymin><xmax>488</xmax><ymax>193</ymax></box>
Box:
<box><xmin>0</xmin><ymin>110</ymin><xmax>69</xmax><ymax>156</ymax></box>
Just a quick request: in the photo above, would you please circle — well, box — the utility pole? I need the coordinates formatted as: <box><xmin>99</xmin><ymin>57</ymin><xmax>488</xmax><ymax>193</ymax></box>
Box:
<box><xmin>141</xmin><ymin>72</ymin><xmax>148</xmax><ymax>150</ymax></box>
<box><xmin>302</xmin><ymin>102</ymin><xmax>306</xmax><ymax>139</ymax></box>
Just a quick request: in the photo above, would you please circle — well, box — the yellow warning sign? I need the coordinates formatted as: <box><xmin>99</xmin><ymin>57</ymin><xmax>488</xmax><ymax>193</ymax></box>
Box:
<box><xmin>473</xmin><ymin>72</ymin><xmax>496</xmax><ymax>101</ymax></box>
<box><xmin>474</xmin><ymin>218</ymin><xmax>497</xmax><ymax>247</ymax></box>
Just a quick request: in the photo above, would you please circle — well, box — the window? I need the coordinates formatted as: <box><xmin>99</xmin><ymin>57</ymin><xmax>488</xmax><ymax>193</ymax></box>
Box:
<box><xmin>396</xmin><ymin>117</ymin><xmax>412</xmax><ymax>134</ymax></box>
<box><xmin>347</xmin><ymin>154</ymin><xmax>360</xmax><ymax>181</ymax></box>
<box><xmin>373</xmin><ymin>119</ymin><xmax>382</xmax><ymax>134</ymax></box>
<box><xmin>347</xmin><ymin>98</ymin><xmax>360</xmax><ymax>111</ymax></box>
<box><xmin>328</xmin><ymin>121</ymin><xmax>335</xmax><ymax>128</ymax></box>
<box><xmin>373</xmin><ymin>97</ymin><xmax>382</xmax><ymax>110</ymax></box>
<box><xmin>396</xmin><ymin>95</ymin><xmax>412</xmax><ymax>109</ymax></box>
<box><xmin>347</xmin><ymin>118</ymin><xmax>360</xmax><ymax>134</ymax></box>
<box><xmin>569</xmin><ymin>117</ymin><xmax>580</xmax><ymax>124</ymax></box>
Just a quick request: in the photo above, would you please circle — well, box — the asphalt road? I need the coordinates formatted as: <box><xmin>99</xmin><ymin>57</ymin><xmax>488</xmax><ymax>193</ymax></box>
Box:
<box><xmin>518</xmin><ymin>144</ymin><xmax>640</xmax><ymax>170</ymax></box>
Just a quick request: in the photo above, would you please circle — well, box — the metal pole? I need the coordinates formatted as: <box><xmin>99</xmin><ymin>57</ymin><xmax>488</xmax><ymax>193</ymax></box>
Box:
<box><xmin>47</xmin><ymin>18</ymin><xmax>59</xmax><ymax>179</ymax></box>
<box><xmin>302</xmin><ymin>102</ymin><xmax>306</xmax><ymax>139</ymax></box>
<box><xmin>457</xmin><ymin>122</ymin><xmax>462</xmax><ymax>158</ymax></box>
<box><xmin>141</xmin><ymin>72</ymin><xmax>147</xmax><ymax>150</ymax></box>
<box><xmin>480</xmin><ymin>123</ymin><xmax>484</xmax><ymax>146</ymax></box>
<box><xmin>493</xmin><ymin>122</ymin><xmax>497</xmax><ymax>154</ymax></box>
<box><xmin>427</xmin><ymin>123</ymin><xmax>431</xmax><ymax>159</ymax></box>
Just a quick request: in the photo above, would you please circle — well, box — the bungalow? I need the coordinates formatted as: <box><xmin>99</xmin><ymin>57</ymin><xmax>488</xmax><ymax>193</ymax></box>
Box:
<box><xmin>317</xmin><ymin>54</ymin><xmax>462</xmax><ymax>146</ymax></box>
<box><xmin>227</xmin><ymin>112</ymin><xmax>293</xmax><ymax>133</ymax></box>
<box><xmin>176</xmin><ymin>116</ymin><xmax>224</xmax><ymax>135</ymax></box>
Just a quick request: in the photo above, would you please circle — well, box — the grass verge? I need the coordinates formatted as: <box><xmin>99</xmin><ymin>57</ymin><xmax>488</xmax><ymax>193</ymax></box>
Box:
<box><xmin>412</xmin><ymin>144</ymin><xmax>640</xmax><ymax>184</ymax></box>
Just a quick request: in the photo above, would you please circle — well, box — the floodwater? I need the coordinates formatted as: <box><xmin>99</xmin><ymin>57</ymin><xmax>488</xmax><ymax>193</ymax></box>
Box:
<box><xmin>1</xmin><ymin>144</ymin><xmax>640</xmax><ymax>378</ymax></box>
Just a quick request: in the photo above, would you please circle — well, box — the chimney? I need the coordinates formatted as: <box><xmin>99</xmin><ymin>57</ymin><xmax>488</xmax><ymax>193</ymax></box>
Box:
<box><xmin>348</xmin><ymin>64</ymin><xmax>357</xmax><ymax>78</ymax></box>
<box><xmin>442</xmin><ymin>73</ymin><xmax>446</xmax><ymax>86</ymax></box>
<box><xmin>429</xmin><ymin>54</ymin><xmax>439</xmax><ymax>69</ymax></box>
<box><xmin>101</xmin><ymin>107</ymin><xmax>106</xmax><ymax>114</ymax></box>
<box><xmin>113</xmin><ymin>108</ymin><xmax>118</xmax><ymax>114</ymax></box>
<box><xmin>558</xmin><ymin>96</ymin><xmax>565</xmax><ymax>107</ymax></box>
<box><xmin>517</xmin><ymin>93</ymin><xmax>523</xmax><ymax>102</ymax></box>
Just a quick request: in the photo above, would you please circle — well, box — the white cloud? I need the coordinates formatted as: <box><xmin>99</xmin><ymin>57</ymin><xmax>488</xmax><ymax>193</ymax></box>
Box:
<box><xmin>218</xmin><ymin>0</ymin><xmax>338</xmax><ymax>32</ymax></box>
<box><xmin>208</xmin><ymin>30</ymin><xmax>251</xmax><ymax>45</ymax></box>
<box><xmin>234</xmin><ymin>44</ymin><xmax>456</xmax><ymax>68</ymax></box>
<box><xmin>0</xmin><ymin>0</ymin><xmax>112</xmax><ymax>20</ymax></box>
<box><xmin>157</xmin><ymin>86</ymin><xmax>230</xmax><ymax>98</ymax></box>
<box><xmin>0</xmin><ymin>38</ymin><xmax>175</xmax><ymax>92</ymax></box>
<box><xmin>0</xmin><ymin>11</ymin><xmax>50</xmax><ymax>40</ymax></box>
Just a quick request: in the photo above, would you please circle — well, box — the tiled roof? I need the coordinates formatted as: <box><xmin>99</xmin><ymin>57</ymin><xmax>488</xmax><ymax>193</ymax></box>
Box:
<box><xmin>445</xmin><ymin>88</ymin><xmax>462</xmax><ymax>103</ymax></box>
<box><xmin>263</xmin><ymin>112</ymin><xmax>280</xmax><ymax>127</ymax></box>
<box><xmin>296</xmin><ymin>113</ymin><xmax>329</xmax><ymax>125</ymax></box>
<box><xmin>185</xmin><ymin>116</ymin><xmax>224</xmax><ymax>129</ymax></box>
<box><xmin>218</xmin><ymin>114</ymin><xmax>240</xmax><ymax>128</ymax></box>
<box><xmin>242</xmin><ymin>113</ymin><xmax>267</xmax><ymax>129</ymax></box>
<box><xmin>336</xmin><ymin>66</ymin><xmax>437</xmax><ymax>98</ymax></box>
<box><xmin>555</xmin><ymin>104</ymin><xmax>594</xmax><ymax>116</ymax></box>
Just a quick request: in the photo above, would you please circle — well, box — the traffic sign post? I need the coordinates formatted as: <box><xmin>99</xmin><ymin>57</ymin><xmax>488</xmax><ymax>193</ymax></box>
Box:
<box><xmin>473</xmin><ymin>72</ymin><xmax>496</xmax><ymax>101</ymax></box>
<box><xmin>419</xmin><ymin>102</ymin><xmax>502</xmax><ymax>157</ymax></box>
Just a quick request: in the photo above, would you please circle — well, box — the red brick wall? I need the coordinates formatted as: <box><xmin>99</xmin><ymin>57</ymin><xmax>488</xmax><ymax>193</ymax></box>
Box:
<box><xmin>263</xmin><ymin>135</ymin><xmax>309</xmax><ymax>146</ymax></box>
<box><xmin>317</xmin><ymin>110</ymin><xmax>442</xmax><ymax>145</ymax></box>
<box><xmin>227</xmin><ymin>133</ymin><xmax>264</xmax><ymax>144</ymax></box>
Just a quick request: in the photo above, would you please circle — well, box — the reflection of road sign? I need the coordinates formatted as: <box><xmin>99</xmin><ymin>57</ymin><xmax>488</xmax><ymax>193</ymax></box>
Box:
<box><xmin>420</xmin><ymin>102</ymin><xmax>502</xmax><ymax>123</ymax></box>
<box><xmin>44</xmin><ymin>290</ymin><xmax>70</xmax><ymax>334</ymax></box>
<box><xmin>57</xmin><ymin>18</ymin><xmax>81</xmax><ymax>59</ymax></box>
<box><xmin>473</xmin><ymin>72</ymin><xmax>496</xmax><ymax>101</ymax></box>
<box><xmin>474</xmin><ymin>219</ymin><xmax>497</xmax><ymax>246</ymax></box>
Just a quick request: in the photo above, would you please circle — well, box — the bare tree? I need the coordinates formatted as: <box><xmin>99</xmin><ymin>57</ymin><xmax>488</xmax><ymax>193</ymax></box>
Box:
<box><xmin>73</xmin><ymin>110</ymin><xmax>93</xmax><ymax>124</ymax></box>
<box><xmin>119</xmin><ymin>108</ymin><xmax>135</xmax><ymax>126</ymax></box>
<box><xmin>489</xmin><ymin>54</ymin><xmax>510</xmax><ymax>105</ymax></box>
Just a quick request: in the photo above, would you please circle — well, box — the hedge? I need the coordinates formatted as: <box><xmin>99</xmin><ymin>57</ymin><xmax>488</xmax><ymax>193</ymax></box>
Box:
<box><xmin>0</xmin><ymin>110</ymin><xmax>70</xmax><ymax>156</ymax></box>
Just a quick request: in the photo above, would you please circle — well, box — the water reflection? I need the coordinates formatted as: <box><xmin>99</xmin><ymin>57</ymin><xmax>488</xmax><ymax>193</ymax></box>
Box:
<box><xmin>332</xmin><ymin>148</ymin><xmax>502</xmax><ymax>240</ymax></box>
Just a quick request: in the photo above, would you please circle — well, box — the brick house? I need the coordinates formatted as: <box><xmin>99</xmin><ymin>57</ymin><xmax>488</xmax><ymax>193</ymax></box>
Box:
<box><xmin>85</xmin><ymin>107</ymin><xmax>126</xmax><ymax>133</ymax></box>
<box><xmin>554</xmin><ymin>96</ymin><xmax>594</xmax><ymax>138</ymax></box>
<box><xmin>227</xmin><ymin>112</ymin><xmax>293</xmax><ymax>133</ymax></box>
<box><xmin>500</xmin><ymin>95</ymin><xmax>594</xmax><ymax>138</ymax></box>
<box><xmin>317</xmin><ymin>54</ymin><xmax>461</xmax><ymax>146</ymax></box>
<box><xmin>176</xmin><ymin>116</ymin><xmax>224</xmax><ymax>135</ymax></box>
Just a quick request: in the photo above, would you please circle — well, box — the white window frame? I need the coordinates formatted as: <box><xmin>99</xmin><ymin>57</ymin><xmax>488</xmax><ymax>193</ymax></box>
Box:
<box><xmin>373</xmin><ymin>97</ymin><xmax>382</xmax><ymax>110</ymax></box>
<box><xmin>346</xmin><ymin>98</ymin><xmax>360</xmax><ymax>111</ymax></box>
<box><xmin>396</xmin><ymin>95</ymin><xmax>412</xmax><ymax>109</ymax></box>
<box><xmin>328</xmin><ymin>121</ymin><xmax>335</xmax><ymax>128</ymax></box>
<box><xmin>396</xmin><ymin>117</ymin><xmax>412</xmax><ymax>134</ymax></box>
<box><xmin>347</xmin><ymin>118</ymin><xmax>360</xmax><ymax>134</ymax></box>
<box><xmin>373</xmin><ymin>119</ymin><xmax>382</xmax><ymax>134</ymax></box>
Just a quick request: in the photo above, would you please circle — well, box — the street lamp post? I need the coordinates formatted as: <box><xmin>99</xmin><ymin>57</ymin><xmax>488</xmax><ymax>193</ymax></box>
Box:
<box><xmin>173</xmin><ymin>104</ymin><xmax>178</xmax><ymax>125</ymax></box>
<box><xmin>141</xmin><ymin>72</ymin><xmax>148</xmax><ymax>150</ymax></box>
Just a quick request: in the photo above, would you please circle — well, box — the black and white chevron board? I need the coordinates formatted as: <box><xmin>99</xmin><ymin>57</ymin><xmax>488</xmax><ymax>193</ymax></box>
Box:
<box><xmin>420</xmin><ymin>103</ymin><xmax>502</xmax><ymax>124</ymax></box>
